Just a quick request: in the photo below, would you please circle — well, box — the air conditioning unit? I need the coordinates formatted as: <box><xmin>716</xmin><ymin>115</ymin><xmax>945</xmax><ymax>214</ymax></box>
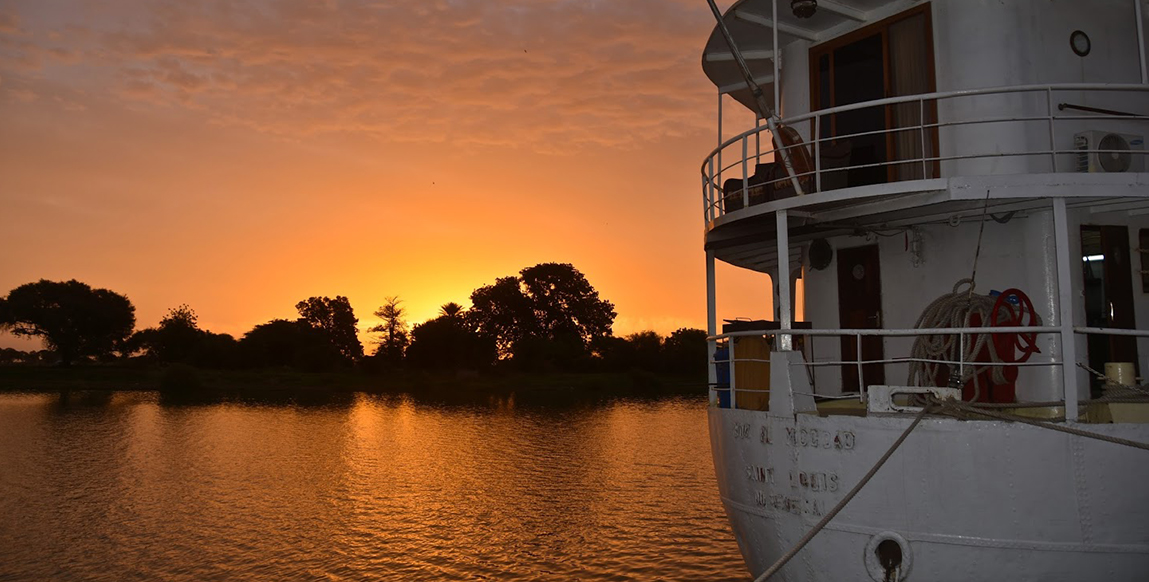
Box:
<box><xmin>1075</xmin><ymin>131</ymin><xmax>1145</xmax><ymax>173</ymax></box>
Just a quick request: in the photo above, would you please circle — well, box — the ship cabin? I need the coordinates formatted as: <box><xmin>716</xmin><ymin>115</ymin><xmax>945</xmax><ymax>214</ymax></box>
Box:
<box><xmin>701</xmin><ymin>0</ymin><xmax>1149</xmax><ymax>420</ymax></box>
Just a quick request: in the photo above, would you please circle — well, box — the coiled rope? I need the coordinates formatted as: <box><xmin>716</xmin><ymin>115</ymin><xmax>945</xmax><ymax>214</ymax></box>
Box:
<box><xmin>906</xmin><ymin>279</ymin><xmax>1035</xmax><ymax>398</ymax></box>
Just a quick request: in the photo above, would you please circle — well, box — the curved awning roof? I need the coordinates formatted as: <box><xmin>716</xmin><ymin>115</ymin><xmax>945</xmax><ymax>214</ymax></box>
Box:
<box><xmin>701</xmin><ymin>0</ymin><xmax>915</xmax><ymax>113</ymax></box>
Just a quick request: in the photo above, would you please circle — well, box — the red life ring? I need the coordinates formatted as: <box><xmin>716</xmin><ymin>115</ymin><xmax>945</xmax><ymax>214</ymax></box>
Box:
<box><xmin>990</xmin><ymin>288</ymin><xmax>1042</xmax><ymax>383</ymax></box>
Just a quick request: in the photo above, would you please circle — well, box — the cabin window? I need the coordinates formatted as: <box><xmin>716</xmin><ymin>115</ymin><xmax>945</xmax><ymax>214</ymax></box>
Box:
<box><xmin>809</xmin><ymin>4</ymin><xmax>937</xmax><ymax>188</ymax></box>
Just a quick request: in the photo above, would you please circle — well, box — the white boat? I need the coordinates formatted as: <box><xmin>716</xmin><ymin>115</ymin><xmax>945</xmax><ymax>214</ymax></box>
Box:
<box><xmin>698</xmin><ymin>1</ymin><xmax>1149</xmax><ymax>580</ymax></box>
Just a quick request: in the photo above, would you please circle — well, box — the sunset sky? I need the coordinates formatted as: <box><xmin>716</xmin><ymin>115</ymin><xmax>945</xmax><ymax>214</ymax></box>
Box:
<box><xmin>0</xmin><ymin>0</ymin><xmax>771</xmax><ymax>351</ymax></box>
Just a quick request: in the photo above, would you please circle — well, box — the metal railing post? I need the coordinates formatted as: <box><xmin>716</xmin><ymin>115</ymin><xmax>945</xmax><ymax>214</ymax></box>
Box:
<box><xmin>702</xmin><ymin>173</ymin><xmax>711</xmax><ymax>222</ymax></box>
<box><xmin>958</xmin><ymin>332</ymin><xmax>965</xmax><ymax>383</ymax></box>
<box><xmin>1053</xmin><ymin>197</ymin><xmax>1080</xmax><ymax>420</ymax></box>
<box><xmin>708</xmin><ymin>157</ymin><xmax>716</xmax><ymax>218</ymax></box>
<box><xmin>919</xmin><ymin>98</ymin><xmax>928</xmax><ymax>178</ymax></box>
<box><xmin>814</xmin><ymin>115</ymin><xmax>823</xmax><ymax>192</ymax></box>
<box><xmin>1046</xmin><ymin>87</ymin><xmax>1057</xmax><ymax>172</ymax></box>
<box><xmin>707</xmin><ymin>250</ymin><xmax>718</xmax><ymax>403</ymax></box>
<box><xmin>742</xmin><ymin>137</ymin><xmax>750</xmax><ymax>208</ymax></box>
<box><xmin>856</xmin><ymin>332</ymin><xmax>863</xmax><ymax>394</ymax></box>
<box><xmin>776</xmin><ymin>209</ymin><xmax>792</xmax><ymax>351</ymax></box>
<box><xmin>729</xmin><ymin>344</ymin><xmax>738</xmax><ymax>409</ymax></box>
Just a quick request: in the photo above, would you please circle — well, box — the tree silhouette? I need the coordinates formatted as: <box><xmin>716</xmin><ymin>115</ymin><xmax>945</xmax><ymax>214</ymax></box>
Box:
<box><xmin>439</xmin><ymin>302</ymin><xmax>464</xmax><ymax>318</ymax></box>
<box><xmin>152</xmin><ymin>304</ymin><xmax>204</xmax><ymax>363</ymax></box>
<box><xmin>0</xmin><ymin>279</ymin><xmax>135</xmax><ymax>365</ymax></box>
<box><xmin>240</xmin><ymin>319</ymin><xmax>342</xmax><ymax>372</ymax></box>
<box><xmin>128</xmin><ymin>305</ymin><xmax>242</xmax><ymax>368</ymax></box>
<box><xmin>371</xmin><ymin>296</ymin><xmax>408</xmax><ymax>362</ymax></box>
<box><xmin>661</xmin><ymin>328</ymin><xmax>708</xmax><ymax>375</ymax></box>
<box><xmin>405</xmin><ymin>314</ymin><xmax>496</xmax><ymax>370</ymax></box>
<box><xmin>520</xmin><ymin>263</ymin><xmax>616</xmax><ymax>346</ymax></box>
<box><xmin>295</xmin><ymin>295</ymin><xmax>364</xmax><ymax>362</ymax></box>
<box><xmin>468</xmin><ymin>263</ymin><xmax>616</xmax><ymax>363</ymax></box>
<box><xmin>468</xmin><ymin>276</ymin><xmax>538</xmax><ymax>357</ymax></box>
<box><xmin>626</xmin><ymin>330</ymin><xmax>662</xmax><ymax>372</ymax></box>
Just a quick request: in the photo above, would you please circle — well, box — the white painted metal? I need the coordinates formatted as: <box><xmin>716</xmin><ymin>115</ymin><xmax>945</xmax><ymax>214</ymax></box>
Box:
<box><xmin>705</xmin><ymin>49</ymin><xmax>776</xmax><ymax>62</ymax></box>
<box><xmin>699</xmin><ymin>3</ymin><xmax>1149</xmax><ymax>580</ymax></box>
<box><xmin>701</xmin><ymin>84</ymin><xmax>1149</xmax><ymax>207</ymax></box>
<box><xmin>718</xmin><ymin>74</ymin><xmax>776</xmax><ymax>95</ymax></box>
<box><xmin>735</xmin><ymin>9</ymin><xmax>819</xmax><ymax>42</ymax></box>
<box><xmin>1075</xmin><ymin>326</ymin><xmax>1149</xmax><ymax>337</ymax></box>
<box><xmin>708</xmin><ymin>405</ymin><xmax>1149</xmax><ymax>581</ymax></box>
<box><xmin>707</xmin><ymin>250</ymin><xmax>718</xmax><ymax>405</ymax></box>
<box><xmin>816</xmin><ymin>0</ymin><xmax>868</xmax><ymax>22</ymax></box>
<box><xmin>1052</xmin><ymin>197</ymin><xmax>1080</xmax><ymax>421</ymax></box>
<box><xmin>777</xmin><ymin>209</ymin><xmax>792</xmax><ymax>351</ymax></box>
<box><xmin>867</xmin><ymin>386</ymin><xmax>960</xmax><ymax>414</ymax></box>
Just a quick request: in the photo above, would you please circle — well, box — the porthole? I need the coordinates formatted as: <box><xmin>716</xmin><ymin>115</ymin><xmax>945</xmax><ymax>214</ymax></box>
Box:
<box><xmin>864</xmin><ymin>531</ymin><xmax>913</xmax><ymax>582</ymax></box>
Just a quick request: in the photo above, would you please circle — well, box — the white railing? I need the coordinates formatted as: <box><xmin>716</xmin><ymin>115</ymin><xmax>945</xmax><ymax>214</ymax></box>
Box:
<box><xmin>707</xmin><ymin>326</ymin><xmax>1149</xmax><ymax>412</ymax></box>
<box><xmin>701</xmin><ymin>83</ymin><xmax>1149</xmax><ymax>222</ymax></box>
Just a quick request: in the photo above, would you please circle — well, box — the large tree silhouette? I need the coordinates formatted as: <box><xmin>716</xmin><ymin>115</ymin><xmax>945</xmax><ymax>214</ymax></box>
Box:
<box><xmin>240</xmin><ymin>319</ymin><xmax>342</xmax><ymax>372</ymax></box>
<box><xmin>468</xmin><ymin>276</ymin><xmax>538</xmax><ymax>357</ymax></box>
<box><xmin>0</xmin><ymin>279</ymin><xmax>135</xmax><ymax>365</ymax></box>
<box><xmin>468</xmin><ymin>263</ymin><xmax>615</xmax><ymax>362</ymax></box>
<box><xmin>295</xmin><ymin>296</ymin><xmax>363</xmax><ymax>362</ymax></box>
<box><xmin>129</xmin><ymin>304</ymin><xmax>240</xmax><ymax>368</ymax></box>
<box><xmin>405</xmin><ymin>314</ymin><xmax>496</xmax><ymax>370</ymax></box>
<box><xmin>142</xmin><ymin>304</ymin><xmax>204</xmax><ymax>363</ymax></box>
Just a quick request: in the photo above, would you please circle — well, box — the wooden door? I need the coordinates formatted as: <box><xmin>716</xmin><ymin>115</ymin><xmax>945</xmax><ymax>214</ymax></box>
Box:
<box><xmin>1101</xmin><ymin>226</ymin><xmax>1139</xmax><ymax>371</ymax></box>
<box><xmin>1082</xmin><ymin>225</ymin><xmax>1139</xmax><ymax>393</ymax></box>
<box><xmin>838</xmin><ymin>245</ymin><xmax>885</xmax><ymax>391</ymax></box>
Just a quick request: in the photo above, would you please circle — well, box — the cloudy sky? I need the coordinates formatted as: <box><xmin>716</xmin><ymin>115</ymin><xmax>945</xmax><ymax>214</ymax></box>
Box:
<box><xmin>0</xmin><ymin>0</ymin><xmax>769</xmax><ymax>348</ymax></box>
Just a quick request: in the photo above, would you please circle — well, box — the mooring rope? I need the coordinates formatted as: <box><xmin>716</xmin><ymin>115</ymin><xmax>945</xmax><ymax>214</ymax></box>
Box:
<box><xmin>753</xmin><ymin>394</ymin><xmax>1149</xmax><ymax>580</ymax></box>
<box><xmin>753</xmin><ymin>405</ymin><xmax>934</xmax><ymax>582</ymax></box>
<box><xmin>929</xmin><ymin>396</ymin><xmax>1149</xmax><ymax>451</ymax></box>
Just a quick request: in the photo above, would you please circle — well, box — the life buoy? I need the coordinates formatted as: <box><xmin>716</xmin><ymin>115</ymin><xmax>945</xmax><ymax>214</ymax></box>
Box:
<box><xmin>989</xmin><ymin>288</ymin><xmax>1042</xmax><ymax>385</ymax></box>
<box><xmin>771</xmin><ymin>125</ymin><xmax>814</xmax><ymax>188</ymax></box>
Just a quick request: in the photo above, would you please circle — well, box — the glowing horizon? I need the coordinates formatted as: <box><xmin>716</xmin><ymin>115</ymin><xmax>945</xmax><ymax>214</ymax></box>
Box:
<box><xmin>0</xmin><ymin>1</ymin><xmax>776</xmax><ymax>353</ymax></box>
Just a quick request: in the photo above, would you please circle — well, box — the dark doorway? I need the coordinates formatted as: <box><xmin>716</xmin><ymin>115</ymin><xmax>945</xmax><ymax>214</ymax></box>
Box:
<box><xmin>837</xmin><ymin>245</ymin><xmax>885</xmax><ymax>391</ymax></box>
<box><xmin>830</xmin><ymin>33</ymin><xmax>887</xmax><ymax>187</ymax></box>
<box><xmin>1082</xmin><ymin>225</ymin><xmax>1139</xmax><ymax>395</ymax></box>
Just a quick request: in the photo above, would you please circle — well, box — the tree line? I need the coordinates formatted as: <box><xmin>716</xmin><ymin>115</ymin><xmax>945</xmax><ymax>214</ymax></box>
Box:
<box><xmin>0</xmin><ymin>263</ymin><xmax>706</xmax><ymax>376</ymax></box>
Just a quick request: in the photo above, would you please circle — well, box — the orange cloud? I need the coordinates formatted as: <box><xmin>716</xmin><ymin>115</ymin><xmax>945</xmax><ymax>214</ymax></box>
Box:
<box><xmin>3</xmin><ymin>0</ymin><xmax>720</xmax><ymax>149</ymax></box>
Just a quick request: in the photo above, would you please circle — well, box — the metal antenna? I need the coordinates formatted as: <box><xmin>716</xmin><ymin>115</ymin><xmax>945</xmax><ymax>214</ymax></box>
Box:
<box><xmin>704</xmin><ymin>0</ymin><xmax>805</xmax><ymax>195</ymax></box>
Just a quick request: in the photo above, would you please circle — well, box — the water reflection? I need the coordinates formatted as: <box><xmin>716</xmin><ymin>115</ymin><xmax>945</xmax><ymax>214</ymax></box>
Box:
<box><xmin>0</xmin><ymin>391</ymin><xmax>744</xmax><ymax>581</ymax></box>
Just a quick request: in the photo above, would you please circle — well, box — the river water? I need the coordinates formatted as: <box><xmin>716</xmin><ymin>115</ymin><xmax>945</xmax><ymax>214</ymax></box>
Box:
<box><xmin>0</xmin><ymin>391</ymin><xmax>746</xmax><ymax>581</ymax></box>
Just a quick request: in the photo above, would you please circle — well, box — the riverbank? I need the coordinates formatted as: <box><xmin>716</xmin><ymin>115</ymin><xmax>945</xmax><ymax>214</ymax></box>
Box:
<box><xmin>0</xmin><ymin>365</ymin><xmax>707</xmax><ymax>402</ymax></box>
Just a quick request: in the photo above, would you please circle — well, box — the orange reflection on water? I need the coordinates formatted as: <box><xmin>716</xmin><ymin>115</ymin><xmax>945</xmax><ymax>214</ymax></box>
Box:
<box><xmin>0</xmin><ymin>392</ymin><xmax>745</xmax><ymax>581</ymax></box>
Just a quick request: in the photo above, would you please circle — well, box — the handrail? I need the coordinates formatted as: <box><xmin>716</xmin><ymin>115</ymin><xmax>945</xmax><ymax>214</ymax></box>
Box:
<box><xmin>708</xmin><ymin>325</ymin><xmax>1060</xmax><ymax>341</ymax></box>
<box><xmin>701</xmin><ymin>83</ymin><xmax>1149</xmax><ymax>219</ymax></box>
<box><xmin>708</xmin><ymin>325</ymin><xmax>1149</xmax><ymax>406</ymax></box>
<box><xmin>701</xmin><ymin>82</ymin><xmax>1148</xmax><ymax>165</ymax></box>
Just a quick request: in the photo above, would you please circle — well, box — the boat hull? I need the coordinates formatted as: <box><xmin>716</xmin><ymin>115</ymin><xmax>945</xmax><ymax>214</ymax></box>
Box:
<box><xmin>708</xmin><ymin>405</ymin><xmax>1149</xmax><ymax>581</ymax></box>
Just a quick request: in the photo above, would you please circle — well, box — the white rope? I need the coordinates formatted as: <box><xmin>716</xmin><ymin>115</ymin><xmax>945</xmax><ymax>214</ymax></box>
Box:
<box><xmin>906</xmin><ymin>279</ymin><xmax>1040</xmax><ymax>397</ymax></box>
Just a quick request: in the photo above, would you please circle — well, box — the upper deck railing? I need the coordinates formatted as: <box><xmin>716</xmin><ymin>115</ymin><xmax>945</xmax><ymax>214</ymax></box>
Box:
<box><xmin>702</xmin><ymin>83</ymin><xmax>1149</xmax><ymax>223</ymax></box>
<box><xmin>707</xmin><ymin>325</ymin><xmax>1149</xmax><ymax>417</ymax></box>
